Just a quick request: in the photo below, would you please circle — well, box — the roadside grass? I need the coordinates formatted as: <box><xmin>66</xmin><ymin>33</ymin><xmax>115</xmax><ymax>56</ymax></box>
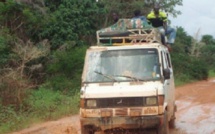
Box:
<box><xmin>0</xmin><ymin>88</ymin><xmax>80</xmax><ymax>134</ymax></box>
<box><xmin>1</xmin><ymin>70</ymin><xmax>215</xmax><ymax>134</ymax></box>
<box><xmin>174</xmin><ymin>74</ymin><xmax>195</xmax><ymax>87</ymax></box>
<box><xmin>209</xmin><ymin>70</ymin><xmax>215</xmax><ymax>78</ymax></box>
<box><xmin>175</xmin><ymin>69</ymin><xmax>215</xmax><ymax>87</ymax></box>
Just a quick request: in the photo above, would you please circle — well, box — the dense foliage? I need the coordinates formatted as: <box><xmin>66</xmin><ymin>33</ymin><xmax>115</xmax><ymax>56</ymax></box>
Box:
<box><xmin>0</xmin><ymin>0</ymin><xmax>215</xmax><ymax>133</ymax></box>
<box><xmin>40</xmin><ymin>0</ymin><xmax>106</xmax><ymax>49</ymax></box>
<box><xmin>171</xmin><ymin>27</ymin><xmax>211</xmax><ymax>84</ymax></box>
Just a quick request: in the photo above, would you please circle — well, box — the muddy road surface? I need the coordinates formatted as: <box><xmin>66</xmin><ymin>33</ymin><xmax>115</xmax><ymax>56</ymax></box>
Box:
<box><xmin>12</xmin><ymin>78</ymin><xmax>215</xmax><ymax>134</ymax></box>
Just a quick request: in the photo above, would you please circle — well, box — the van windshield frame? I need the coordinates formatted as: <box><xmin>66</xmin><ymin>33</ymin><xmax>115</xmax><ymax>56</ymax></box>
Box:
<box><xmin>83</xmin><ymin>48</ymin><xmax>161</xmax><ymax>83</ymax></box>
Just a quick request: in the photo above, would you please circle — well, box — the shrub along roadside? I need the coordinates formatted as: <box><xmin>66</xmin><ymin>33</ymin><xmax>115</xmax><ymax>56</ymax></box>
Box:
<box><xmin>0</xmin><ymin>45</ymin><xmax>86</xmax><ymax>134</ymax></box>
<box><xmin>171</xmin><ymin>52</ymin><xmax>209</xmax><ymax>86</ymax></box>
<box><xmin>1</xmin><ymin>48</ymin><xmax>213</xmax><ymax>134</ymax></box>
<box><xmin>45</xmin><ymin>45</ymin><xmax>87</xmax><ymax>93</ymax></box>
<box><xmin>0</xmin><ymin>45</ymin><xmax>213</xmax><ymax>134</ymax></box>
<box><xmin>1</xmin><ymin>71</ymin><xmax>214</xmax><ymax>134</ymax></box>
<box><xmin>0</xmin><ymin>87</ymin><xmax>80</xmax><ymax>134</ymax></box>
<box><xmin>208</xmin><ymin>70</ymin><xmax>215</xmax><ymax>78</ymax></box>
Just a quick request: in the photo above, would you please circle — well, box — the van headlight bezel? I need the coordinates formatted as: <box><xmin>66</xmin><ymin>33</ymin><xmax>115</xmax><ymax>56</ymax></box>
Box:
<box><xmin>86</xmin><ymin>99</ymin><xmax>97</xmax><ymax>108</ymax></box>
<box><xmin>145</xmin><ymin>97</ymin><xmax>158</xmax><ymax>106</ymax></box>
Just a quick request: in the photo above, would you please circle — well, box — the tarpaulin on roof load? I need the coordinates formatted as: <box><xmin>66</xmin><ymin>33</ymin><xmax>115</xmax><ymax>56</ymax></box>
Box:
<box><xmin>97</xmin><ymin>19</ymin><xmax>153</xmax><ymax>34</ymax></box>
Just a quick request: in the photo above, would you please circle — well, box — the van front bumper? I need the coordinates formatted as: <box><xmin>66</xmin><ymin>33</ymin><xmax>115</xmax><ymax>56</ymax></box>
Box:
<box><xmin>80</xmin><ymin>115</ymin><xmax>163</xmax><ymax>131</ymax></box>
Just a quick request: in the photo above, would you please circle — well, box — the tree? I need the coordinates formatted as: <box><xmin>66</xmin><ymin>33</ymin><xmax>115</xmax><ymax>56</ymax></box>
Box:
<box><xmin>97</xmin><ymin>0</ymin><xmax>182</xmax><ymax>27</ymax></box>
<box><xmin>172</xmin><ymin>27</ymin><xmax>192</xmax><ymax>53</ymax></box>
<box><xmin>0</xmin><ymin>36</ymin><xmax>10</xmax><ymax>68</ymax></box>
<box><xmin>0</xmin><ymin>0</ymin><xmax>46</xmax><ymax>42</ymax></box>
<box><xmin>200</xmin><ymin>35</ymin><xmax>215</xmax><ymax>70</ymax></box>
<box><xmin>40</xmin><ymin>0</ymin><xmax>105</xmax><ymax>49</ymax></box>
<box><xmin>0</xmin><ymin>39</ymin><xmax>50</xmax><ymax>107</ymax></box>
<box><xmin>201</xmin><ymin>35</ymin><xmax>215</xmax><ymax>45</ymax></box>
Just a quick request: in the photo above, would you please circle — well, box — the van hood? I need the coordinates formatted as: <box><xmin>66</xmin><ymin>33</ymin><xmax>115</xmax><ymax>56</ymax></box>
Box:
<box><xmin>81</xmin><ymin>81</ymin><xmax>164</xmax><ymax>98</ymax></box>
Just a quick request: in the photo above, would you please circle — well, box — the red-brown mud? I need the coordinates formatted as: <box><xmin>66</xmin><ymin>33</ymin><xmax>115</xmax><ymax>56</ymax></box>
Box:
<box><xmin>12</xmin><ymin>78</ymin><xmax>215</xmax><ymax>134</ymax></box>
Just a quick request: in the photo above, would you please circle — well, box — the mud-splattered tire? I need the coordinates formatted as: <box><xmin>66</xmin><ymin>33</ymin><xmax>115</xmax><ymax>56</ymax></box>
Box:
<box><xmin>169</xmin><ymin>104</ymin><xmax>177</xmax><ymax>128</ymax></box>
<box><xmin>81</xmin><ymin>126</ymin><xmax>94</xmax><ymax>134</ymax></box>
<box><xmin>169</xmin><ymin>113</ymin><xmax>175</xmax><ymax>128</ymax></box>
<box><xmin>157</xmin><ymin>111</ymin><xmax>169</xmax><ymax>134</ymax></box>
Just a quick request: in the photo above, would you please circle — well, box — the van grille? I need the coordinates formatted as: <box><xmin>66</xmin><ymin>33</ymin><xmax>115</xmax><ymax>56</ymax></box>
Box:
<box><xmin>86</xmin><ymin>97</ymin><xmax>144</xmax><ymax>108</ymax></box>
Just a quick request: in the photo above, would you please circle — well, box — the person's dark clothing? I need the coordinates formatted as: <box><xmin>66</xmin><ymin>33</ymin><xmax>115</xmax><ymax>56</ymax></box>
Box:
<box><xmin>147</xmin><ymin>11</ymin><xmax>167</xmax><ymax>27</ymax></box>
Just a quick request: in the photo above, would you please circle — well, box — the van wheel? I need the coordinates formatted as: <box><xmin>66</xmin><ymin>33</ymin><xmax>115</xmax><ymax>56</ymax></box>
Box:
<box><xmin>157</xmin><ymin>111</ymin><xmax>169</xmax><ymax>134</ymax></box>
<box><xmin>81</xmin><ymin>125</ymin><xmax>94</xmax><ymax>134</ymax></box>
<box><xmin>169</xmin><ymin>104</ymin><xmax>177</xmax><ymax>128</ymax></box>
<box><xmin>169</xmin><ymin>113</ymin><xmax>175</xmax><ymax>128</ymax></box>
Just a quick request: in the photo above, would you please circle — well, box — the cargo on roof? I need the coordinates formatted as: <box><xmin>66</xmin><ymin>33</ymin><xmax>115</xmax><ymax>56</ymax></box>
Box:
<box><xmin>96</xmin><ymin>18</ymin><xmax>162</xmax><ymax>46</ymax></box>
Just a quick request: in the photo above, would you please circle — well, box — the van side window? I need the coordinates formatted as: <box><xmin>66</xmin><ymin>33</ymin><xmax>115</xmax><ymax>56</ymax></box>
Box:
<box><xmin>166</xmin><ymin>53</ymin><xmax>172</xmax><ymax>68</ymax></box>
<box><xmin>161</xmin><ymin>52</ymin><xmax>164</xmax><ymax>68</ymax></box>
<box><xmin>161</xmin><ymin>52</ymin><xmax>167</xmax><ymax>69</ymax></box>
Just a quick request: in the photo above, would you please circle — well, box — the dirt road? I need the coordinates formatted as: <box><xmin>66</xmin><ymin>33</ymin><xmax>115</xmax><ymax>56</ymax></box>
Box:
<box><xmin>171</xmin><ymin>78</ymin><xmax>215</xmax><ymax>134</ymax></box>
<box><xmin>12</xmin><ymin>78</ymin><xmax>215</xmax><ymax>134</ymax></box>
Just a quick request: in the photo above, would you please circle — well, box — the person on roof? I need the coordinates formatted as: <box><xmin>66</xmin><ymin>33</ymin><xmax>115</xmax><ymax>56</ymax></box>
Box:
<box><xmin>132</xmin><ymin>9</ymin><xmax>147</xmax><ymax>22</ymax></box>
<box><xmin>147</xmin><ymin>3</ymin><xmax>176</xmax><ymax>47</ymax></box>
<box><xmin>112</xmin><ymin>11</ymin><xmax>119</xmax><ymax>23</ymax></box>
<box><xmin>131</xmin><ymin>9</ymin><xmax>150</xmax><ymax>29</ymax></box>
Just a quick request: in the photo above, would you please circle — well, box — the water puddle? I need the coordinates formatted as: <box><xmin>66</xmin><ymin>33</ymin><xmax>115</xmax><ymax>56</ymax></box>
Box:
<box><xmin>175</xmin><ymin>100</ymin><xmax>215</xmax><ymax>134</ymax></box>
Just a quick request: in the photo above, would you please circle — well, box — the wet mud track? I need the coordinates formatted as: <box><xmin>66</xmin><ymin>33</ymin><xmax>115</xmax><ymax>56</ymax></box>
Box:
<box><xmin>12</xmin><ymin>78</ymin><xmax>215</xmax><ymax>134</ymax></box>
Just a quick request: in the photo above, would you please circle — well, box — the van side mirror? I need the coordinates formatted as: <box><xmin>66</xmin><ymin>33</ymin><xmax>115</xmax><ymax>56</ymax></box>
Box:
<box><xmin>163</xmin><ymin>68</ymin><xmax>170</xmax><ymax>79</ymax></box>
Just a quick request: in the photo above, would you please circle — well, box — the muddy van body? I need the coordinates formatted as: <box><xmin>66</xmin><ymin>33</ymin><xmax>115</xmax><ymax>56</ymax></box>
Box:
<box><xmin>79</xmin><ymin>19</ymin><xmax>176</xmax><ymax>134</ymax></box>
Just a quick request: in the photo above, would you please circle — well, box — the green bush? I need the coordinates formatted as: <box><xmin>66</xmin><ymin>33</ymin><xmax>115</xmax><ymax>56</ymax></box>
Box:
<box><xmin>46</xmin><ymin>46</ymin><xmax>87</xmax><ymax>92</ymax></box>
<box><xmin>46</xmin><ymin>74</ymin><xmax>73</xmax><ymax>91</ymax></box>
<box><xmin>200</xmin><ymin>44</ymin><xmax>215</xmax><ymax>70</ymax></box>
<box><xmin>188</xmin><ymin>58</ymin><xmax>208</xmax><ymax>80</ymax></box>
<box><xmin>0</xmin><ymin>36</ymin><xmax>10</xmax><ymax>68</ymax></box>
<box><xmin>209</xmin><ymin>70</ymin><xmax>215</xmax><ymax>78</ymax></box>
<box><xmin>174</xmin><ymin>73</ymin><xmax>193</xmax><ymax>86</ymax></box>
<box><xmin>26</xmin><ymin>87</ymin><xmax>79</xmax><ymax>119</ymax></box>
<box><xmin>0</xmin><ymin>88</ymin><xmax>80</xmax><ymax>133</ymax></box>
<box><xmin>172</xmin><ymin>53</ymin><xmax>209</xmax><ymax>81</ymax></box>
<box><xmin>0</xmin><ymin>105</ymin><xmax>28</xmax><ymax>133</ymax></box>
<box><xmin>40</xmin><ymin>0</ymin><xmax>102</xmax><ymax>49</ymax></box>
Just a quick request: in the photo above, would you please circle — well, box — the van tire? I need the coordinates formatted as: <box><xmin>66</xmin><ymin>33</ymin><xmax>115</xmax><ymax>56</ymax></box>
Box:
<box><xmin>169</xmin><ymin>118</ymin><xmax>175</xmax><ymax>129</ymax></box>
<box><xmin>81</xmin><ymin>125</ymin><xmax>94</xmax><ymax>134</ymax></box>
<box><xmin>157</xmin><ymin>111</ymin><xmax>169</xmax><ymax>134</ymax></box>
<box><xmin>169</xmin><ymin>104</ymin><xmax>177</xmax><ymax>128</ymax></box>
<box><xmin>169</xmin><ymin>113</ymin><xmax>175</xmax><ymax>128</ymax></box>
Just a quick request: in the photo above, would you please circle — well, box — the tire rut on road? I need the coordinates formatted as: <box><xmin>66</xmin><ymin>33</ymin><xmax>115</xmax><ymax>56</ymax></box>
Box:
<box><xmin>12</xmin><ymin>78</ymin><xmax>215</xmax><ymax>134</ymax></box>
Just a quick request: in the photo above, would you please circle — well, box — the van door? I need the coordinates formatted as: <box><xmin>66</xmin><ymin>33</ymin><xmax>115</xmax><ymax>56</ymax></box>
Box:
<box><xmin>161</xmin><ymin>51</ymin><xmax>174</xmax><ymax>115</ymax></box>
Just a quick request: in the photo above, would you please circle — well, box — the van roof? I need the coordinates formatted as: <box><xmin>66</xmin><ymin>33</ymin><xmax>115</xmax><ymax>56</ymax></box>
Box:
<box><xmin>89</xmin><ymin>43</ymin><xmax>168</xmax><ymax>52</ymax></box>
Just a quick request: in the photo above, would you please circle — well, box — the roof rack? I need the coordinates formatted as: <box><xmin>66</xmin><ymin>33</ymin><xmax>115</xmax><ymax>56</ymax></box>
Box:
<box><xmin>97</xmin><ymin>28</ymin><xmax>161</xmax><ymax>46</ymax></box>
<box><xmin>96</xmin><ymin>19</ymin><xmax>162</xmax><ymax>46</ymax></box>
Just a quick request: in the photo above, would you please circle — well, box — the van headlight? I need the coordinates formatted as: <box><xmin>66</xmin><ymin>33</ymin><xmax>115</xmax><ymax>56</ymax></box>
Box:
<box><xmin>146</xmin><ymin>97</ymin><xmax>157</xmax><ymax>106</ymax></box>
<box><xmin>87</xmin><ymin>100</ymin><xmax>97</xmax><ymax>107</ymax></box>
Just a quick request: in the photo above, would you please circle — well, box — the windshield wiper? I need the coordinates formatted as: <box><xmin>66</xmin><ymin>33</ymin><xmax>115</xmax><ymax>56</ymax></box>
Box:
<box><xmin>115</xmin><ymin>75</ymin><xmax>144</xmax><ymax>82</ymax></box>
<box><xmin>94</xmin><ymin>71</ymin><xmax>118</xmax><ymax>82</ymax></box>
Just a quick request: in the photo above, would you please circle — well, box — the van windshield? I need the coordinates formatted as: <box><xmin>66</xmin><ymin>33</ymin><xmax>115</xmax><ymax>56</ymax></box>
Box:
<box><xmin>84</xmin><ymin>48</ymin><xmax>160</xmax><ymax>83</ymax></box>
